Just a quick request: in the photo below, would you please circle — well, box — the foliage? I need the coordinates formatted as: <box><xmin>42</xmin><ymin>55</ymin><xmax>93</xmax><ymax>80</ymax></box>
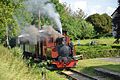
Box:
<box><xmin>0</xmin><ymin>45</ymin><xmax>41</xmax><ymax>80</ymax></box>
<box><xmin>75</xmin><ymin>38</ymin><xmax>120</xmax><ymax>58</ymax></box>
<box><xmin>0</xmin><ymin>45</ymin><xmax>66</xmax><ymax>80</ymax></box>
<box><xmin>10</xmin><ymin>47</ymin><xmax>23</xmax><ymax>57</ymax></box>
<box><xmin>0</xmin><ymin>0</ymin><xmax>33</xmax><ymax>44</ymax></box>
<box><xmin>86</xmin><ymin>13</ymin><xmax>112</xmax><ymax>36</ymax></box>
<box><xmin>1</xmin><ymin>0</ymin><xmax>113</xmax><ymax>46</ymax></box>
<box><xmin>0</xmin><ymin>0</ymin><xmax>95</xmax><ymax>45</ymax></box>
<box><xmin>0</xmin><ymin>1</ymin><xmax>16</xmax><ymax>41</ymax></box>
<box><xmin>67</xmin><ymin>20</ymin><xmax>94</xmax><ymax>39</ymax></box>
<box><xmin>51</xmin><ymin>0</ymin><xmax>95</xmax><ymax>39</ymax></box>
<box><xmin>74</xmin><ymin>38</ymin><xmax>119</xmax><ymax>59</ymax></box>
<box><xmin>62</xmin><ymin>7</ymin><xmax>95</xmax><ymax>39</ymax></box>
<box><xmin>76</xmin><ymin>45</ymin><xmax>120</xmax><ymax>59</ymax></box>
<box><xmin>9</xmin><ymin>37</ymin><xmax>17</xmax><ymax>48</ymax></box>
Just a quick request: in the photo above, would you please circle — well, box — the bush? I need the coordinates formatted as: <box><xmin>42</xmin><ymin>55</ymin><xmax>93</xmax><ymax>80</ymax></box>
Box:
<box><xmin>9</xmin><ymin>37</ymin><xmax>17</xmax><ymax>48</ymax></box>
<box><xmin>76</xmin><ymin>45</ymin><xmax>120</xmax><ymax>59</ymax></box>
<box><xmin>10</xmin><ymin>47</ymin><xmax>23</xmax><ymax>57</ymax></box>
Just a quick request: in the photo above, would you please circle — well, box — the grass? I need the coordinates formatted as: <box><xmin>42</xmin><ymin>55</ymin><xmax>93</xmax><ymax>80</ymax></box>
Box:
<box><xmin>74</xmin><ymin>38</ymin><xmax>120</xmax><ymax>74</ymax></box>
<box><xmin>73</xmin><ymin>38</ymin><xmax>120</xmax><ymax>79</ymax></box>
<box><xmin>75</xmin><ymin>38</ymin><xmax>120</xmax><ymax>58</ymax></box>
<box><xmin>0</xmin><ymin>37</ymin><xmax>119</xmax><ymax>80</ymax></box>
<box><xmin>0</xmin><ymin>45</ymin><xmax>66</xmax><ymax>80</ymax></box>
<box><xmin>0</xmin><ymin>45</ymin><xmax>42</xmax><ymax>80</ymax></box>
<box><xmin>74</xmin><ymin>37</ymin><xmax>115</xmax><ymax>45</ymax></box>
<box><xmin>73</xmin><ymin>58</ymin><xmax>120</xmax><ymax>76</ymax></box>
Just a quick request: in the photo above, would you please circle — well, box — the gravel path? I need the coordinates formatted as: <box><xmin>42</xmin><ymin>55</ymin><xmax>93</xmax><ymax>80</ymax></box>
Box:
<box><xmin>98</xmin><ymin>58</ymin><xmax>120</xmax><ymax>63</ymax></box>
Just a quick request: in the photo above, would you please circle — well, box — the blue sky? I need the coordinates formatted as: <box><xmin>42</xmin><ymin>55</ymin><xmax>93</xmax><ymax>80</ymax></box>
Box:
<box><xmin>59</xmin><ymin>0</ymin><xmax>118</xmax><ymax>16</ymax></box>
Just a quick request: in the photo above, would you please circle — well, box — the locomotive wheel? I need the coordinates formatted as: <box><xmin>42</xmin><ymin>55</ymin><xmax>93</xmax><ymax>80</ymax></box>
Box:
<box><xmin>51</xmin><ymin>64</ymin><xmax>57</xmax><ymax>68</ymax></box>
<box><xmin>46</xmin><ymin>64</ymin><xmax>57</xmax><ymax>70</ymax></box>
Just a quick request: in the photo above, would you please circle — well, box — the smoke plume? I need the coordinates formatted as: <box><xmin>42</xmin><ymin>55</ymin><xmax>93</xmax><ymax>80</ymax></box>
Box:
<box><xmin>24</xmin><ymin>0</ymin><xmax>62</xmax><ymax>34</ymax></box>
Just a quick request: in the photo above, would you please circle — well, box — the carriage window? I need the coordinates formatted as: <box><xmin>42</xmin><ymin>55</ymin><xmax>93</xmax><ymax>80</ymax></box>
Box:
<box><xmin>25</xmin><ymin>44</ymin><xmax>29</xmax><ymax>52</ymax></box>
<box><xmin>20</xmin><ymin>44</ymin><xmax>31</xmax><ymax>52</ymax></box>
<box><xmin>20</xmin><ymin>44</ymin><xmax>23</xmax><ymax>51</ymax></box>
<box><xmin>29</xmin><ymin>44</ymin><xmax>35</xmax><ymax>53</ymax></box>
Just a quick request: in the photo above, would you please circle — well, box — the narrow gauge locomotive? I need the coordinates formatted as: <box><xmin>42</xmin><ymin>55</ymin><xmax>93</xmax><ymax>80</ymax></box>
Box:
<box><xmin>18</xmin><ymin>28</ymin><xmax>78</xmax><ymax>69</ymax></box>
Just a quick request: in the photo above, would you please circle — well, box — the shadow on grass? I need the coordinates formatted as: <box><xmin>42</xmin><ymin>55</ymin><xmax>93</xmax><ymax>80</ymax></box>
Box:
<box><xmin>79</xmin><ymin>64</ymin><xmax>120</xmax><ymax>78</ymax></box>
<box><xmin>81</xmin><ymin>64</ymin><xmax>120</xmax><ymax>74</ymax></box>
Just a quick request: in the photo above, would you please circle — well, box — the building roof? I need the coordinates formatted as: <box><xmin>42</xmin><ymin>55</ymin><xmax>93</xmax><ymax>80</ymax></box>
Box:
<box><xmin>111</xmin><ymin>6</ymin><xmax>120</xmax><ymax>16</ymax></box>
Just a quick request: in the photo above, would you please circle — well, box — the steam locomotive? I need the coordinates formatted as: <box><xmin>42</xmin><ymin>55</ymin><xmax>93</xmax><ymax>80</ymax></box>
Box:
<box><xmin>18</xmin><ymin>28</ymin><xmax>78</xmax><ymax>69</ymax></box>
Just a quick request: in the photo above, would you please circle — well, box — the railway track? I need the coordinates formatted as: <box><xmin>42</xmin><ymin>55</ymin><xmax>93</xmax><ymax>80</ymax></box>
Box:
<box><xmin>61</xmin><ymin>69</ymin><xmax>98</xmax><ymax>80</ymax></box>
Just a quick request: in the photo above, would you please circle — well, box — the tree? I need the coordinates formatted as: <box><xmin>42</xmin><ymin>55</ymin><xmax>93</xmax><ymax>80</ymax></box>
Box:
<box><xmin>102</xmin><ymin>13</ymin><xmax>112</xmax><ymax>33</ymax></box>
<box><xmin>0</xmin><ymin>0</ymin><xmax>32</xmax><ymax>47</ymax></box>
<box><xmin>0</xmin><ymin>0</ymin><xmax>94</xmax><ymax>42</ymax></box>
<box><xmin>50</xmin><ymin>0</ymin><xmax>94</xmax><ymax>39</ymax></box>
<box><xmin>86</xmin><ymin>13</ymin><xmax>112</xmax><ymax>35</ymax></box>
<box><xmin>0</xmin><ymin>1</ymin><xmax>18</xmax><ymax>44</ymax></box>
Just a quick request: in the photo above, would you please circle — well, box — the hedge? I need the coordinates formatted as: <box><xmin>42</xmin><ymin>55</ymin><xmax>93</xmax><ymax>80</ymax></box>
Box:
<box><xmin>76</xmin><ymin>45</ymin><xmax>120</xmax><ymax>59</ymax></box>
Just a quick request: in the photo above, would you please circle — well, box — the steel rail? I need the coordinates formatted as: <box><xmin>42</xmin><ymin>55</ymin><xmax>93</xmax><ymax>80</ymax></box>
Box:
<box><xmin>61</xmin><ymin>69</ymin><xmax>98</xmax><ymax>80</ymax></box>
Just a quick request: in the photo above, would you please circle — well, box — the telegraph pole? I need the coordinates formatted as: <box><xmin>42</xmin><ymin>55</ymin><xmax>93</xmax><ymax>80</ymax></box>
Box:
<box><xmin>38</xmin><ymin>10</ymin><xmax>41</xmax><ymax>29</ymax></box>
<box><xmin>6</xmin><ymin>26</ymin><xmax>10</xmax><ymax>48</ymax></box>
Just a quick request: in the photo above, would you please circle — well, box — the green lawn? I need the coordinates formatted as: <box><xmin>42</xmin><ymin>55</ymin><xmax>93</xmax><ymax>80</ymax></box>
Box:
<box><xmin>75</xmin><ymin>38</ymin><xmax>120</xmax><ymax>58</ymax></box>
<box><xmin>74</xmin><ymin>37</ymin><xmax>115</xmax><ymax>45</ymax></box>
<box><xmin>73</xmin><ymin>59</ymin><xmax>120</xmax><ymax>76</ymax></box>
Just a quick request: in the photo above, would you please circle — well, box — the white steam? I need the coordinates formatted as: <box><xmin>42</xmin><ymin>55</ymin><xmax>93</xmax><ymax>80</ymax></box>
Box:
<box><xmin>19</xmin><ymin>25</ymin><xmax>40</xmax><ymax>44</ymax></box>
<box><xmin>24</xmin><ymin>0</ymin><xmax>62</xmax><ymax>34</ymax></box>
<box><xmin>42</xmin><ymin>25</ymin><xmax>64</xmax><ymax>40</ymax></box>
<box><xmin>18</xmin><ymin>25</ymin><xmax>64</xmax><ymax>45</ymax></box>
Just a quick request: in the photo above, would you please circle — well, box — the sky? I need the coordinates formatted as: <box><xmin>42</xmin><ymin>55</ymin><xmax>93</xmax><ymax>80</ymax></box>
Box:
<box><xmin>59</xmin><ymin>0</ymin><xmax>118</xmax><ymax>16</ymax></box>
